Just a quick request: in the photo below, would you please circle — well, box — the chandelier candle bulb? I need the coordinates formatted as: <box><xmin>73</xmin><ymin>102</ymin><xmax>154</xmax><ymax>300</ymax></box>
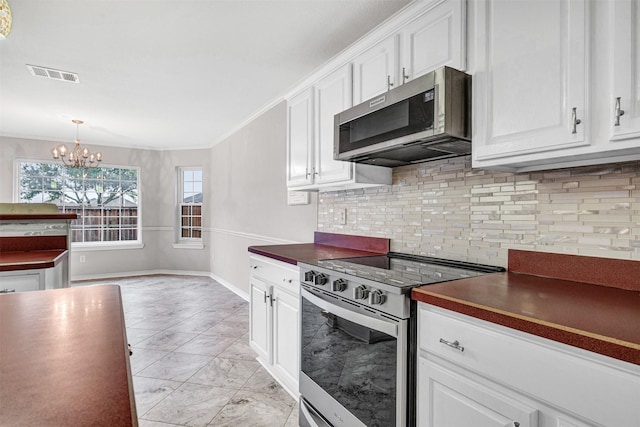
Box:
<box><xmin>51</xmin><ymin>119</ymin><xmax>103</xmax><ymax>169</ymax></box>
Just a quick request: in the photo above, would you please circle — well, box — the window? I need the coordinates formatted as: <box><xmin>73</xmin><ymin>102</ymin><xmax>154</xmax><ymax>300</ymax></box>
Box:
<box><xmin>17</xmin><ymin>161</ymin><xmax>140</xmax><ymax>245</ymax></box>
<box><xmin>178</xmin><ymin>167</ymin><xmax>203</xmax><ymax>240</ymax></box>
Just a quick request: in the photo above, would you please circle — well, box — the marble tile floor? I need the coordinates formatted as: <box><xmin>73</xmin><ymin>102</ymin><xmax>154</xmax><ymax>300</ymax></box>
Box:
<box><xmin>74</xmin><ymin>275</ymin><xmax>299</xmax><ymax>427</ymax></box>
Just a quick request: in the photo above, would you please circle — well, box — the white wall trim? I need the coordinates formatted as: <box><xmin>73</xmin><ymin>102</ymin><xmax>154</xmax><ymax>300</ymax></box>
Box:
<box><xmin>208</xmin><ymin>96</ymin><xmax>285</xmax><ymax>148</ymax></box>
<box><xmin>71</xmin><ymin>269</ymin><xmax>249</xmax><ymax>301</ymax></box>
<box><xmin>283</xmin><ymin>0</ymin><xmax>445</xmax><ymax>99</ymax></box>
<box><xmin>73</xmin><ymin>242</ymin><xmax>145</xmax><ymax>252</ymax></box>
<box><xmin>208</xmin><ymin>272</ymin><xmax>249</xmax><ymax>301</ymax></box>
<box><xmin>211</xmin><ymin>228</ymin><xmax>302</xmax><ymax>245</ymax></box>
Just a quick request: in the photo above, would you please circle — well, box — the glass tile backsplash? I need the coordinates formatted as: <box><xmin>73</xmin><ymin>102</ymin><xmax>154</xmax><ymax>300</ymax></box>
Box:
<box><xmin>317</xmin><ymin>157</ymin><xmax>640</xmax><ymax>266</ymax></box>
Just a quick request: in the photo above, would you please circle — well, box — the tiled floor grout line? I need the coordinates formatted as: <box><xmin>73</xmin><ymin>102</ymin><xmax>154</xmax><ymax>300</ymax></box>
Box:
<box><xmin>77</xmin><ymin>276</ymin><xmax>298</xmax><ymax>426</ymax></box>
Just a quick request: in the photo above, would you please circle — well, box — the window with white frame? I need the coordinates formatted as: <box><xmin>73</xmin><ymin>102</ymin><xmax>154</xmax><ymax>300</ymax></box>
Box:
<box><xmin>178</xmin><ymin>167</ymin><xmax>203</xmax><ymax>240</ymax></box>
<box><xmin>17</xmin><ymin>161</ymin><xmax>140</xmax><ymax>245</ymax></box>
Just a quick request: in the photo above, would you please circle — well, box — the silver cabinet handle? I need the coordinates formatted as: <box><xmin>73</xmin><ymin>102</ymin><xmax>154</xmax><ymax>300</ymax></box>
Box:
<box><xmin>402</xmin><ymin>67</ymin><xmax>409</xmax><ymax>83</ymax></box>
<box><xmin>263</xmin><ymin>291</ymin><xmax>268</xmax><ymax>303</ymax></box>
<box><xmin>0</xmin><ymin>289</ymin><xmax>16</xmax><ymax>293</ymax></box>
<box><xmin>571</xmin><ymin>107</ymin><xmax>582</xmax><ymax>134</ymax></box>
<box><xmin>615</xmin><ymin>97</ymin><xmax>625</xmax><ymax>126</ymax></box>
<box><xmin>387</xmin><ymin>75</ymin><xmax>394</xmax><ymax>91</ymax></box>
<box><xmin>439</xmin><ymin>338</ymin><xmax>464</xmax><ymax>352</ymax></box>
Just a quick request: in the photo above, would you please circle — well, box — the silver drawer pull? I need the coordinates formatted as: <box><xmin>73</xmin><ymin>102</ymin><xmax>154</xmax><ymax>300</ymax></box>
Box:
<box><xmin>439</xmin><ymin>338</ymin><xmax>464</xmax><ymax>352</ymax></box>
<box><xmin>0</xmin><ymin>289</ymin><xmax>16</xmax><ymax>294</ymax></box>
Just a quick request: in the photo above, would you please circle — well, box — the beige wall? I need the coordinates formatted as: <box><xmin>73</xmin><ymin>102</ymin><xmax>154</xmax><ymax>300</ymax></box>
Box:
<box><xmin>209</xmin><ymin>101</ymin><xmax>317</xmax><ymax>298</ymax></box>
<box><xmin>0</xmin><ymin>136</ymin><xmax>212</xmax><ymax>279</ymax></box>
<box><xmin>318</xmin><ymin>157</ymin><xmax>640</xmax><ymax>267</ymax></box>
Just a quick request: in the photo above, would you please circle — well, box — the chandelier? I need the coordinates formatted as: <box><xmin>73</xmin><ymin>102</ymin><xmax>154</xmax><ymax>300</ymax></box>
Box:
<box><xmin>0</xmin><ymin>0</ymin><xmax>11</xmax><ymax>39</ymax></box>
<box><xmin>51</xmin><ymin>120</ymin><xmax>102</xmax><ymax>169</ymax></box>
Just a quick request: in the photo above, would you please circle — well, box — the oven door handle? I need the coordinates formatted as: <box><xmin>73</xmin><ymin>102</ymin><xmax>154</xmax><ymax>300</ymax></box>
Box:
<box><xmin>302</xmin><ymin>288</ymin><xmax>398</xmax><ymax>338</ymax></box>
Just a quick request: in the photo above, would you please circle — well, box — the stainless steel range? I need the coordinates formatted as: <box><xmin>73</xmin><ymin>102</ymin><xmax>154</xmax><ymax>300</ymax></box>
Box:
<box><xmin>298</xmin><ymin>252</ymin><xmax>504</xmax><ymax>427</ymax></box>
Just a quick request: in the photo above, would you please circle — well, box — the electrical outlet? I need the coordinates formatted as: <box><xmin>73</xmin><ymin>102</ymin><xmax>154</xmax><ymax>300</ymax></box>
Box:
<box><xmin>79</xmin><ymin>255</ymin><xmax>86</xmax><ymax>263</ymax></box>
<box><xmin>337</xmin><ymin>209</ymin><xmax>347</xmax><ymax>225</ymax></box>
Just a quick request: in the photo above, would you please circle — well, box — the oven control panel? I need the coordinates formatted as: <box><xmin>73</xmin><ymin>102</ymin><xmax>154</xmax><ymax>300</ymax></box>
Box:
<box><xmin>300</xmin><ymin>266</ymin><xmax>409</xmax><ymax>318</ymax></box>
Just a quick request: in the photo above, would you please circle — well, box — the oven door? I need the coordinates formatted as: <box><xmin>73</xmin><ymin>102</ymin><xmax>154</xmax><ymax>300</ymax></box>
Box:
<box><xmin>300</xmin><ymin>286</ymin><xmax>407</xmax><ymax>427</ymax></box>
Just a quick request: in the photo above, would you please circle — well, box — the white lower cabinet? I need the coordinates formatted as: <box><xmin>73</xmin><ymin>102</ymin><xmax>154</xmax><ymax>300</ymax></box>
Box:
<box><xmin>420</xmin><ymin>358</ymin><xmax>538</xmax><ymax>427</ymax></box>
<box><xmin>417</xmin><ymin>303</ymin><xmax>640</xmax><ymax>427</ymax></box>
<box><xmin>249</xmin><ymin>254</ymin><xmax>299</xmax><ymax>399</ymax></box>
<box><xmin>0</xmin><ymin>270</ymin><xmax>44</xmax><ymax>293</ymax></box>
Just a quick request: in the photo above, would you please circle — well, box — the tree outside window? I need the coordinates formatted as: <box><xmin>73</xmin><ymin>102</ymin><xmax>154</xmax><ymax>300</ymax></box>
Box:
<box><xmin>18</xmin><ymin>161</ymin><xmax>140</xmax><ymax>244</ymax></box>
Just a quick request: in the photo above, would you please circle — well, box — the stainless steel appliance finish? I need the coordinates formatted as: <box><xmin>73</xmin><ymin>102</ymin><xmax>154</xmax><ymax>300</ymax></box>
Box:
<box><xmin>334</xmin><ymin>66</ymin><xmax>471</xmax><ymax>167</ymax></box>
<box><xmin>298</xmin><ymin>253</ymin><xmax>504</xmax><ymax>427</ymax></box>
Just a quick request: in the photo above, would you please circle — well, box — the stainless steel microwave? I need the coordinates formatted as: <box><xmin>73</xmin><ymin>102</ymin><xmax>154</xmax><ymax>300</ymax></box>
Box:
<box><xmin>334</xmin><ymin>66</ymin><xmax>471</xmax><ymax>167</ymax></box>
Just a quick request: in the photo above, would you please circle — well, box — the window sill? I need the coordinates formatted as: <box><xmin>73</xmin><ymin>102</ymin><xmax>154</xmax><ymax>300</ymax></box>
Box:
<box><xmin>172</xmin><ymin>242</ymin><xmax>205</xmax><ymax>250</ymax></box>
<box><xmin>72</xmin><ymin>242</ymin><xmax>145</xmax><ymax>252</ymax></box>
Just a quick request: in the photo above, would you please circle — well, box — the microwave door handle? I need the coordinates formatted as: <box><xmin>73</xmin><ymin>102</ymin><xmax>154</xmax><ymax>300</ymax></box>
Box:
<box><xmin>301</xmin><ymin>288</ymin><xmax>398</xmax><ymax>337</ymax></box>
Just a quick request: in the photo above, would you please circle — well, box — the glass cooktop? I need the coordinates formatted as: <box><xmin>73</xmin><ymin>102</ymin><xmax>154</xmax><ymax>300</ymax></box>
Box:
<box><xmin>311</xmin><ymin>252</ymin><xmax>505</xmax><ymax>290</ymax></box>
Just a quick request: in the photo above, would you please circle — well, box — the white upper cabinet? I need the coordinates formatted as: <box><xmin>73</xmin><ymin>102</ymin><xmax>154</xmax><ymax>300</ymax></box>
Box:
<box><xmin>286</xmin><ymin>67</ymin><xmax>391</xmax><ymax>191</ymax></box>
<box><xmin>609</xmin><ymin>0</ymin><xmax>640</xmax><ymax>143</ymax></box>
<box><xmin>286</xmin><ymin>87</ymin><xmax>314</xmax><ymax>187</ymax></box>
<box><xmin>352</xmin><ymin>0</ymin><xmax>466</xmax><ymax>104</ymax></box>
<box><xmin>471</xmin><ymin>0</ymin><xmax>640</xmax><ymax>172</ymax></box>
<box><xmin>401</xmin><ymin>0</ymin><xmax>466</xmax><ymax>82</ymax></box>
<box><xmin>314</xmin><ymin>64</ymin><xmax>354</xmax><ymax>185</ymax></box>
<box><xmin>472</xmin><ymin>0</ymin><xmax>590</xmax><ymax>170</ymax></box>
<box><xmin>353</xmin><ymin>35</ymin><xmax>399</xmax><ymax>104</ymax></box>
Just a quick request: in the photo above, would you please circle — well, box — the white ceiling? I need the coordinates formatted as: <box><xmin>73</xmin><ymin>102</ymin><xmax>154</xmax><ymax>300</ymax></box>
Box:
<box><xmin>0</xmin><ymin>0</ymin><xmax>410</xmax><ymax>150</ymax></box>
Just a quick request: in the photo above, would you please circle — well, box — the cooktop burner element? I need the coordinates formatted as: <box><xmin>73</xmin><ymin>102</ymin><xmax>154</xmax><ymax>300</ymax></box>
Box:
<box><xmin>311</xmin><ymin>252</ymin><xmax>505</xmax><ymax>291</ymax></box>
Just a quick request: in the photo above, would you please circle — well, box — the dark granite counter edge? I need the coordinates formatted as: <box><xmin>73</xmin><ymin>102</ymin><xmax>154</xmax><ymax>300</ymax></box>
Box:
<box><xmin>412</xmin><ymin>290</ymin><xmax>640</xmax><ymax>365</ymax></box>
<box><xmin>248</xmin><ymin>246</ymin><xmax>298</xmax><ymax>265</ymax></box>
<box><xmin>0</xmin><ymin>250</ymin><xmax>68</xmax><ymax>272</ymax></box>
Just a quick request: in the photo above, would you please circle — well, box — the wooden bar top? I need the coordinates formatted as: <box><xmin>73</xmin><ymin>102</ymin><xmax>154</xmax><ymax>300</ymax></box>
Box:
<box><xmin>0</xmin><ymin>249</ymin><xmax>68</xmax><ymax>272</ymax></box>
<box><xmin>0</xmin><ymin>285</ymin><xmax>137</xmax><ymax>426</ymax></box>
<box><xmin>412</xmin><ymin>271</ymin><xmax>640</xmax><ymax>365</ymax></box>
<box><xmin>0</xmin><ymin>213</ymin><xmax>78</xmax><ymax>220</ymax></box>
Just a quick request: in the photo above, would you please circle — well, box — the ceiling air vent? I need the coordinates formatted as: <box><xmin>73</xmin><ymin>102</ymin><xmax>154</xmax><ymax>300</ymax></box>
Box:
<box><xmin>26</xmin><ymin>65</ymin><xmax>79</xmax><ymax>83</ymax></box>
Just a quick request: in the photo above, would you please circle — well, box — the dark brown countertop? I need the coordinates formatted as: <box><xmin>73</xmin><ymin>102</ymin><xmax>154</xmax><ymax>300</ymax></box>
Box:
<box><xmin>412</xmin><ymin>250</ymin><xmax>640</xmax><ymax>365</ymax></box>
<box><xmin>0</xmin><ymin>249</ymin><xmax>68</xmax><ymax>272</ymax></box>
<box><xmin>0</xmin><ymin>285</ymin><xmax>137</xmax><ymax>426</ymax></box>
<box><xmin>249</xmin><ymin>231</ymin><xmax>390</xmax><ymax>265</ymax></box>
<box><xmin>0</xmin><ymin>213</ymin><xmax>78</xmax><ymax>220</ymax></box>
<box><xmin>249</xmin><ymin>243</ymin><xmax>387</xmax><ymax>265</ymax></box>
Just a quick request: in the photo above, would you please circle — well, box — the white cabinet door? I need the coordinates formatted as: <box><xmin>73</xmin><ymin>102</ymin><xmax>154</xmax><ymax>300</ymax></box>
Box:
<box><xmin>272</xmin><ymin>287</ymin><xmax>299</xmax><ymax>396</ymax></box>
<box><xmin>610</xmin><ymin>0</ymin><xmax>640</xmax><ymax>144</ymax></box>
<box><xmin>0</xmin><ymin>271</ymin><xmax>44</xmax><ymax>293</ymax></box>
<box><xmin>286</xmin><ymin>87</ymin><xmax>314</xmax><ymax>188</ymax></box>
<box><xmin>314</xmin><ymin>64</ymin><xmax>354</xmax><ymax>185</ymax></box>
<box><xmin>352</xmin><ymin>34</ymin><xmax>399</xmax><ymax>104</ymax></box>
<box><xmin>401</xmin><ymin>0</ymin><xmax>466</xmax><ymax>82</ymax></box>
<box><xmin>249</xmin><ymin>276</ymin><xmax>271</xmax><ymax>363</ymax></box>
<box><xmin>418</xmin><ymin>358</ymin><xmax>539</xmax><ymax>427</ymax></box>
<box><xmin>472</xmin><ymin>0</ymin><xmax>590</xmax><ymax>167</ymax></box>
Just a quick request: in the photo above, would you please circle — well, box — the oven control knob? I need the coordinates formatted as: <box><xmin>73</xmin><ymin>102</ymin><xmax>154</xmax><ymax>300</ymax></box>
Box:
<box><xmin>353</xmin><ymin>285</ymin><xmax>369</xmax><ymax>300</ymax></box>
<box><xmin>331</xmin><ymin>278</ymin><xmax>347</xmax><ymax>292</ymax></box>
<box><xmin>304</xmin><ymin>271</ymin><xmax>316</xmax><ymax>282</ymax></box>
<box><xmin>368</xmin><ymin>289</ymin><xmax>386</xmax><ymax>305</ymax></box>
<box><xmin>314</xmin><ymin>273</ymin><xmax>328</xmax><ymax>286</ymax></box>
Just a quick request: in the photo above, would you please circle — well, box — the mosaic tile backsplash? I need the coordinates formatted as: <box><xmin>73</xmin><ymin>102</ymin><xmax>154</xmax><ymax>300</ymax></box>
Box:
<box><xmin>317</xmin><ymin>157</ymin><xmax>640</xmax><ymax>267</ymax></box>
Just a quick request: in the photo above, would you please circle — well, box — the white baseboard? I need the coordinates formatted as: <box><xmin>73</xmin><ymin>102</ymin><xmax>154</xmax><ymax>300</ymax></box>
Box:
<box><xmin>71</xmin><ymin>269</ymin><xmax>249</xmax><ymax>301</ymax></box>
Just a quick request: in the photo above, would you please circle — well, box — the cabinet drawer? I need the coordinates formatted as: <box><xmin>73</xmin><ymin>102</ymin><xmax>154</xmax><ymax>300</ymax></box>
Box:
<box><xmin>418</xmin><ymin>304</ymin><xmax>640</xmax><ymax>426</ymax></box>
<box><xmin>249</xmin><ymin>254</ymin><xmax>299</xmax><ymax>294</ymax></box>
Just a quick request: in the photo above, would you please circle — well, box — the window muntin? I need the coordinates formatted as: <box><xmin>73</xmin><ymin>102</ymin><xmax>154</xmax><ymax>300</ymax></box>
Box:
<box><xmin>178</xmin><ymin>168</ymin><xmax>203</xmax><ymax>240</ymax></box>
<box><xmin>17</xmin><ymin>161</ymin><xmax>140</xmax><ymax>245</ymax></box>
